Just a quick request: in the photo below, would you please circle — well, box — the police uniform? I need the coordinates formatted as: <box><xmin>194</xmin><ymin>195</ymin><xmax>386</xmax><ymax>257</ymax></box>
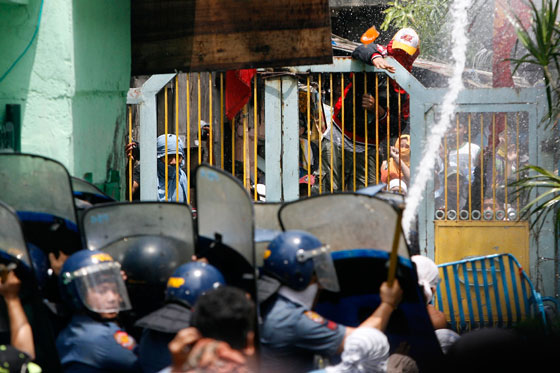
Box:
<box><xmin>56</xmin><ymin>314</ymin><xmax>139</xmax><ymax>372</ymax></box>
<box><xmin>260</xmin><ymin>294</ymin><xmax>346</xmax><ymax>373</ymax></box>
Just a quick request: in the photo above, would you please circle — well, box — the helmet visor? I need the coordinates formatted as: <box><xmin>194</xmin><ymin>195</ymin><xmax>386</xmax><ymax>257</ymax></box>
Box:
<box><xmin>70</xmin><ymin>262</ymin><xmax>132</xmax><ymax>313</ymax></box>
<box><xmin>297</xmin><ymin>245</ymin><xmax>340</xmax><ymax>292</ymax></box>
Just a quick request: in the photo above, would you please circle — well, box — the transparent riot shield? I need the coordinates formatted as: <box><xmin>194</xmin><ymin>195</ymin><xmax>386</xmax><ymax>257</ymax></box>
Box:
<box><xmin>0</xmin><ymin>154</ymin><xmax>81</xmax><ymax>255</ymax></box>
<box><xmin>71</xmin><ymin>176</ymin><xmax>114</xmax><ymax>205</ymax></box>
<box><xmin>81</xmin><ymin>202</ymin><xmax>195</xmax><ymax>331</ymax></box>
<box><xmin>254</xmin><ymin>202</ymin><xmax>283</xmax><ymax>268</ymax></box>
<box><xmin>0</xmin><ymin>202</ymin><xmax>62</xmax><ymax>372</ymax></box>
<box><xmin>195</xmin><ymin>165</ymin><xmax>256</xmax><ymax>298</ymax></box>
<box><xmin>278</xmin><ymin>193</ymin><xmax>443</xmax><ymax>371</ymax></box>
<box><xmin>278</xmin><ymin>193</ymin><xmax>409</xmax><ymax>257</ymax></box>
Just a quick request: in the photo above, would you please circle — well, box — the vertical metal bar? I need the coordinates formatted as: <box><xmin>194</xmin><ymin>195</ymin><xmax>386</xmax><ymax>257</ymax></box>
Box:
<box><xmin>452</xmin><ymin>264</ymin><xmax>467</xmax><ymax>331</ymax></box>
<box><xmin>456</xmin><ymin>114</ymin><xmax>460</xmax><ymax>214</ymax></box>
<box><xmin>164</xmin><ymin>87</ymin><xmax>169</xmax><ymax>201</ymax></box>
<box><xmin>318</xmin><ymin>74</ymin><xmax>323</xmax><ymax>194</ymax></box>
<box><xmin>492</xmin><ymin>113</ymin><xmax>496</xmax><ymax>217</ymax></box>
<box><xmin>307</xmin><ymin>75</ymin><xmax>312</xmax><ymax>196</ymax></box>
<box><xmin>498</xmin><ymin>256</ymin><xmax>513</xmax><ymax>327</ymax></box>
<box><xmin>281</xmin><ymin>76</ymin><xmax>299</xmax><ymax>201</ymax></box>
<box><xmin>264</xmin><ymin>78</ymin><xmax>282</xmax><ymax>201</ymax></box>
<box><xmin>197</xmin><ymin>73</ymin><xmax>202</xmax><ymax>164</ymax></box>
<box><xmin>352</xmin><ymin>74</ymin><xmax>356</xmax><ymax>191</ymax></box>
<box><xmin>504</xmin><ymin>115</ymin><xmax>508</xmax><ymax>210</ymax></box>
<box><xmin>398</xmin><ymin>89</ymin><xmax>402</xmax><ymax>192</ymax></box>
<box><xmin>443</xmin><ymin>267</ymin><xmax>457</xmax><ymax>331</ymax></box>
<box><xmin>364</xmin><ymin>73</ymin><xmax>368</xmax><ymax>187</ymax></box>
<box><xmin>386</xmin><ymin>76</ymin><xmax>390</xmax><ymax>185</ymax></box>
<box><xmin>175</xmin><ymin>76</ymin><xmax>180</xmax><ymax>201</ymax></box>
<box><xmin>444</xmin><ymin>136</ymin><xmax>448</xmax><ymax>217</ymax></box>
<box><xmin>435</xmin><ymin>279</ymin><xmax>444</xmax><ymax>313</ymax></box>
<box><xmin>254</xmin><ymin>74</ymin><xmax>258</xmax><ymax>201</ymax></box>
<box><xmin>128</xmin><ymin>106</ymin><xmax>132</xmax><ymax>202</ymax></box>
<box><xmin>341</xmin><ymin>73</ymin><xmax>345</xmax><ymax>191</ymax></box>
<box><xmin>507</xmin><ymin>255</ymin><xmax>522</xmax><ymax>323</ymax></box>
<box><xmin>330</xmin><ymin>74</ymin><xmax>334</xmax><ymax>193</ymax></box>
<box><xmin>490</xmin><ymin>258</ymin><xmax>503</xmax><ymax>327</ymax></box>
<box><xmin>220</xmin><ymin>73</ymin><xmax>224</xmax><ymax>170</ymax></box>
<box><xmin>480</xmin><ymin>259</ymin><xmax>494</xmax><ymax>326</ymax></box>
<box><xmin>468</xmin><ymin>114</ymin><xmax>472</xmax><ymax>217</ymax></box>
<box><xmin>232</xmin><ymin>117</ymin><xmax>235</xmax><ymax>177</ymax></box>
<box><xmin>516</xmin><ymin>113</ymin><xmax>520</xmax><ymax>212</ymax></box>
<box><xmin>243</xmin><ymin>104</ymin><xmax>248</xmax><ymax>189</ymax></box>
<box><xmin>375</xmin><ymin>74</ymin><xmax>379</xmax><ymax>183</ymax></box>
<box><xmin>461</xmin><ymin>262</ymin><xmax>475</xmax><ymax>329</ymax></box>
<box><xmin>186</xmin><ymin>74</ymin><xmax>191</xmax><ymax>204</ymax></box>
<box><xmin>470</xmin><ymin>260</ymin><xmax>484</xmax><ymax>328</ymax></box>
<box><xmin>209</xmin><ymin>74</ymin><xmax>213</xmax><ymax>166</ymax></box>
<box><xmin>480</xmin><ymin>114</ymin><xmax>484</xmax><ymax>212</ymax></box>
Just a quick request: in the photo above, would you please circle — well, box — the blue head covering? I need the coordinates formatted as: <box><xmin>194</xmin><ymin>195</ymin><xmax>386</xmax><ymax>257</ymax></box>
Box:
<box><xmin>157</xmin><ymin>134</ymin><xmax>185</xmax><ymax>165</ymax></box>
<box><xmin>156</xmin><ymin>134</ymin><xmax>188</xmax><ymax>202</ymax></box>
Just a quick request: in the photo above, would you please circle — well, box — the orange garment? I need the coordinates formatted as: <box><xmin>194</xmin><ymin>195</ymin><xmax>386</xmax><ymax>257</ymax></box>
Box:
<box><xmin>381</xmin><ymin>135</ymin><xmax>410</xmax><ymax>183</ymax></box>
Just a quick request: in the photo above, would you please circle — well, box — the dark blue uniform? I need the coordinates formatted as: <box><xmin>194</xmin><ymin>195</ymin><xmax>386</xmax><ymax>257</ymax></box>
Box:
<box><xmin>260</xmin><ymin>294</ymin><xmax>346</xmax><ymax>373</ymax></box>
<box><xmin>137</xmin><ymin>328</ymin><xmax>173</xmax><ymax>373</ymax></box>
<box><xmin>56</xmin><ymin>314</ymin><xmax>139</xmax><ymax>372</ymax></box>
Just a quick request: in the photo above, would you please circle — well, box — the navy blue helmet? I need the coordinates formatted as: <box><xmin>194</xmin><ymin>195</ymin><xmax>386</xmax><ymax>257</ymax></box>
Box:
<box><xmin>263</xmin><ymin>230</ymin><xmax>339</xmax><ymax>292</ymax></box>
<box><xmin>165</xmin><ymin>262</ymin><xmax>225</xmax><ymax>308</ymax></box>
<box><xmin>59</xmin><ymin>250</ymin><xmax>131</xmax><ymax>314</ymax></box>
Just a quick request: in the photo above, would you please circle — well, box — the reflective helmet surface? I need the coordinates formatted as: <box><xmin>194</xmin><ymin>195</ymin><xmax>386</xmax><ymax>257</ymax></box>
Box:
<box><xmin>60</xmin><ymin>250</ymin><xmax>131</xmax><ymax>314</ymax></box>
<box><xmin>263</xmin><ymin>230</ymin><xmax>339</xmax><ymax>291</ymax></box>
<box><xmin>165</xmin><ymin>262</ymin><xmax>225</xmax><ymax>308</ymax></box>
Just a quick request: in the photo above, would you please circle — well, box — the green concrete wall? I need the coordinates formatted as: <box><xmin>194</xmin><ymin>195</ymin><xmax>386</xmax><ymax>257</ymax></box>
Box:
<box><xmin>0</xmin><ymin>0</ymin><xmax>130</xmax><ymax>194</ymax></box>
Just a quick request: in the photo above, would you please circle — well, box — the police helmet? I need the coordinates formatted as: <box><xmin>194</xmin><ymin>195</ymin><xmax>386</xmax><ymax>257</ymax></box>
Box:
<box><xmin>165</xmin><ymin>262</ymin><xmax>225</xmax><ymax>308</ymax></box>
<box><xmin>60</xmin><ymin>250</ymin><xmax>131</xmax><ymax>314</ymax></box>
<box><xmin>263</xmin><ymin>230</ymin><xmax>340</xmax><ymax>292</ymax></box>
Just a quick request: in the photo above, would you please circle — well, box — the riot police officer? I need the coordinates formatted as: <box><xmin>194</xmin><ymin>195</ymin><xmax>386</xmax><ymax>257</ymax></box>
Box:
<box><xmin>56</xmin><ymin>250</ymin><xmax>139</xmax><ymax>372</ymax></box>
<box><xmin>135</xmin><ymin>261</ymin><xmax>225</xmax><ymax>373</ymax></box>
<box><xmin>258</xmin><ymin>230</ymin><xmax>402</xmax><ymax>372</ymax></box>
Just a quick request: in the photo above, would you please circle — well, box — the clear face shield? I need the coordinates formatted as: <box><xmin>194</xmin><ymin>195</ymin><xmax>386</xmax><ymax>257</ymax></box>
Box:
<box><xmin>296</xmin><ymin>245</ymin><xmax>340</xmax><ymax>292</ymax></box>
<box><xmin>66</xmin><ymin>262</ymin><xmax>132</xmax><ymax>314</ymax></box>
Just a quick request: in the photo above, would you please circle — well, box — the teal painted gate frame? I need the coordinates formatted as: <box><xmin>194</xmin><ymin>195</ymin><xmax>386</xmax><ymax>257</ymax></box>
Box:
<box><xmin>280</xmin><ymin>57</ymin><xmax>555</xmax><ymax>298</ymax></box>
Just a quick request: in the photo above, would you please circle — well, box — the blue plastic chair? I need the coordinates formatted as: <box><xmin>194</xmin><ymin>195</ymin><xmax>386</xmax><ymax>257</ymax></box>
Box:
<box><xmin>434</xmin><ymin>253</ymin><xmax>549</xmax><ymax>333</ymax></box>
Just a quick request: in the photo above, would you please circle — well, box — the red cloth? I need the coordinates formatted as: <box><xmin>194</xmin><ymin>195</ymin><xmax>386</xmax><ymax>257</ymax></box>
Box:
<box><xmin>226</xmin><ymin>69</ymin><xmax>256</xmax><ymax>120</ymax></box>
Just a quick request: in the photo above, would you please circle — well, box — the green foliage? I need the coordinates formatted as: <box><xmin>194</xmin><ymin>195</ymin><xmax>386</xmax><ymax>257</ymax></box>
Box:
<box><xmin>510</xmin><ymin>165</ymin><xmax>560</xmax><ymax>237</ymax></box>
<box><xmin>510</xmin><ymin>0</ymin><xmax>560</xmax><ymax>127</ymax></box>
<box><xmin>381</xmin><ymin>0</ymin><xmax>451</xmax><ymax>59</ymax></box>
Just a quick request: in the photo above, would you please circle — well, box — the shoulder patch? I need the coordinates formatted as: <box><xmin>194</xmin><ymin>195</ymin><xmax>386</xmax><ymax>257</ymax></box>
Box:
<box><xmin>304</xmin><ymin>311</ymin><xmax>325</xmax><ymax>324</ymax></box>
<box><xmin>114</xmin><ymin>330</ymin><xmax>136</xmax><ymax>350</ymax></box>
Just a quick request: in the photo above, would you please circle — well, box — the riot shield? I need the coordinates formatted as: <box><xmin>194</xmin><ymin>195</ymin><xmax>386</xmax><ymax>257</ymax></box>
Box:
<box><xmin>81</xmin><ymin>202</ymin><xmax>195</xmax><ymax>333</ymax></box>
<box><xmin>0</xmin><ymin>202</ymin><xmax>62</xmax><ymax>372</ymax></box>
<box><xmin>278</xmin><ymin>193</ymin><xmax>409</xmax><ymax>257</ymax></box>
<box><xmin>195</xmin><ymin>165</ymin><xmax>256</xmax><ymax>298</ymax></box>
<box><xmin>254</xmin><ymin>202</ymin><xmax>283</xmax><ymax>268</ymax></box>
<box><xmin>71</xmin><ymin>176</ymin><xmax>114</xmax><ymax>205</ymax></box>
<box><xmin>0</xmin><ymin>154</ymin><xmax>80</xmax><ymax>256</ymax></box>
<box><xmin>278</xmin><ymin>193</ymin><xmax>443</xmax><ymax>371</ymax></box>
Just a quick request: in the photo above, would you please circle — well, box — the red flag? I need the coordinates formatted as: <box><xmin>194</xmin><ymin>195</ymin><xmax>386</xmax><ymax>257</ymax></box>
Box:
<box><xmin>489</xmin><ymin>1</ymin><xmax>531</xmax><ymax>148</ymax></box>
<box><xmin>226</xmin><ymin>69</ymin><xmax>256</xmax><ymax>120</ymax></box>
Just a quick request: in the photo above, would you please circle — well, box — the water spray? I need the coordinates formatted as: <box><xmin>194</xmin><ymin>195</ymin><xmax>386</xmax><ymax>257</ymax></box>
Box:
<box><xmin>402</xmin><ymin>0</ymin><xmax>473</xmax><ymax>239</ymax></box>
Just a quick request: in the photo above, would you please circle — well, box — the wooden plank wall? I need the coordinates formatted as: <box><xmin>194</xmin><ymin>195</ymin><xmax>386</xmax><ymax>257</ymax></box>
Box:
<box><xmin>132</xmin><ymin>0</ymin><xmax>333</xmax><ymax>74</ymax></box>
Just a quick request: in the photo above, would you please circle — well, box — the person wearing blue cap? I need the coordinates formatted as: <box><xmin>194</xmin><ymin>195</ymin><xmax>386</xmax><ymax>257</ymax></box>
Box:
<box><xmin>126</xmin><ymin>134</ymin><xmax>189</xmax><ymax>202</ymax></box>
<box><xmin>156</xmin><ymin>134</ymin><xmax>189</xmax><ymax>203</ymax></box>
